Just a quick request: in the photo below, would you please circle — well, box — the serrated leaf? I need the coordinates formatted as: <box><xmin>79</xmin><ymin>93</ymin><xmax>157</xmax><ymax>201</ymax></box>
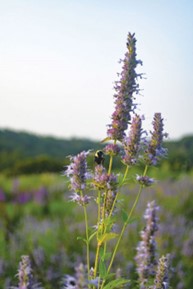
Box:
<box><xmin>103</xmin><ymin>278</ymin><xmax>130</xmax><ymax>289</ymax></box>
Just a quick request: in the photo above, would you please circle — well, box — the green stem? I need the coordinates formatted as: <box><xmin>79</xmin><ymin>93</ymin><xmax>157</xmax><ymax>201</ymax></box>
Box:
<box><xmin>80</xmin><ymin>190</ymin><xmax>90</xmax><ymax>276</ymax></box>
<box><xmin>108</xmin><ymin>154</ymin><xmax>113</xmax><ymax>175</ymax></box>
<box><xmin>93</xmin><ymin>191</ymin><xmax>102</xmax><ymax>278</ymax></box>
<box><xmin>94</xmin><ymin>243</ymin><xmax>101</xmax><ymax>279</ymax></box>
<box><xmin>100</xmin><ymin>165</ymin><xmax>149</xmax><ymax>289</ymax></box>
<box><xmin>122</xmin><ymin>165</ymin><xmax>129</xmax><ymax>184</ymax></box>
<box><xmin>143</xmin><ymin>164</ymin><xmax>148</xmax><ymax>176</ymax></box>
<box><xmin>108</xmin><ymin>140</ymin><xmax>117</xmax><ymax>175</ymax></box>
<box><xmin>83</xmin><ymin>204</ymin><xmax>90</xmax><ymax>275</ymax></box>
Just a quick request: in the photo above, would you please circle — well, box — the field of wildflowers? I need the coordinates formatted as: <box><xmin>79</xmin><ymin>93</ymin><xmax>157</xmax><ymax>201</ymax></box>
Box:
<box><xmin>1</xmin><ymin>173</ymin><xmax>193</xmax><ymax>288</ymax></box>
<box><xmin>0</xmin><ymin>32</ymin><xmax>192</xmax><ymax>289</ymax></box>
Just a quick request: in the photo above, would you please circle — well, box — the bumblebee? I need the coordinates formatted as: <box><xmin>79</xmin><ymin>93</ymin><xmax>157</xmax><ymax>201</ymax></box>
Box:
<box><xmin>94</xmin><ymin>150</ymin><xmax>105</xmax><ymax>165</ymax></box>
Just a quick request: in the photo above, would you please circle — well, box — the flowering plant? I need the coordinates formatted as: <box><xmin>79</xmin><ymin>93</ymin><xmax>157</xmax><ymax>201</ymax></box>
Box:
<box><xmin>64</xmin><ymin>33</ymin><xmax>169</xmax><ymax>289</ymax></box>
<box><xmin>12</xmin><ymin>33</ymin><xmax>170</xmax><ymax>289</ymax></box>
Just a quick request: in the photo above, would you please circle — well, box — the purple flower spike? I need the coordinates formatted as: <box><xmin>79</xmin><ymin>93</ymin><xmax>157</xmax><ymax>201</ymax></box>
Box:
<box><xmin>122</xmin><ymin>115</ymin><xmax>143</xmax><ymax>165</ymax></box>
<box><xmin>153</xmin><ymin>255</ymin><xmax>170</xmax><ymax>289</ymax></box>
<box><xmin>93</xmin><ymin>165</ymin><xmax>109</xmax><ymax>190</ymax></box>
<box><xmin>145</xmin><ymin>113</ymin><xmax>168</xmax><ymax>166</ymax></box>
<box><xmin>135</xmin><ymin>201</ymin><xmax>159</xmax><ymax>287</ymax></box>
<box><xmin>107</xmin><ymin>33</ymin><xmax>142</xmax><ymax>141</ymax></box>
<box><xmin>17</xmin><ymin>255</ymin><xmax>33</xmax><ymax>289</ymax></box>
<box><xmin>65</xmin><ymin>151</ymin><xmax>90</xmax><ymax>192</ymax></box>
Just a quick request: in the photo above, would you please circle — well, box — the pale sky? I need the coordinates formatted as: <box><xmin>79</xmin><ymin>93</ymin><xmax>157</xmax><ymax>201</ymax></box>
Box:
<box><xmin>1</xmin><ymin>0</ymin><xmax>193</xmax><ymax>141</ymax></box>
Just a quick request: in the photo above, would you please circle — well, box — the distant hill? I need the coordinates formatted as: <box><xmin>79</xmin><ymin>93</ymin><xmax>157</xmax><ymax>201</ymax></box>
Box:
<box><xmin>0</xmin><ymin>129</ymin><xmax>101</xmax><ymax>175</ymax></box>
<box><xmin>0</xmin><ymin>129</ymin><xmax>193</xmax><ymax>175</ymax></box>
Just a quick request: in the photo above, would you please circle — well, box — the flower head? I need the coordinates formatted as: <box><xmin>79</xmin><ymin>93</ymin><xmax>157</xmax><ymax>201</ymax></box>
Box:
<box><xmin>145</xmin><ymin>113</ymin><xmax>168</xmax><ymax>166</ymax></box>
<box><xmin>104</xmin><ymin>143</ymin><xmax>120</xmax><ymax>156</ymax></box>
<box><xmin>136</xmin><ymin>175</ymin><xmax>155</xmax><ymax>187</ymax></box>
<box><xmin>107</xmin><ymin>33</ymin><xmax>142</xmax><ymax>141</ymax></box>
<box><xmin>122</xmin><ymin>115</ymin><xmax>144</xmax><ymax>165</ymax></box>
<box><xmin>65</xmin><ymin>151</ymin><xmax>90</xmax><ymax>192</ymax></box>
<box><xmin>70</xmin><ymin>193</ymin><xmax>91</xmax><ymax>206</ymax></box>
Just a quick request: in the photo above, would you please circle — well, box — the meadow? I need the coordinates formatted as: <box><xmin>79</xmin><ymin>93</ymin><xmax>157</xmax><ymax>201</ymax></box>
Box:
<box><xmin>0</xmin><ymin>169</ymin><xmax>193</xmax><ymax>288</ymax></box>
<box><xmin>1</xmin><ymin>32</ymin><xmax>192</xmax><ymax>289</ymax></box>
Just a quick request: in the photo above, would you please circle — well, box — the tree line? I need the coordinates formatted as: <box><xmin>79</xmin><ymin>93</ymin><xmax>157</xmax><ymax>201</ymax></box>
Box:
<box><xmin>0</xmin><ymin>129</ymin><xmax>192</xmax><ymax>175</ymax></box>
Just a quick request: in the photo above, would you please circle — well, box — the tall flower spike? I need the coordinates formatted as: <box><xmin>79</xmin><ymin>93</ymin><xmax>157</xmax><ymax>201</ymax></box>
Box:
<box><xmin>17</xmin><ymin>255</ymin><xmax>33</xmax><ymax>289</ymax></box>
<box><xmin>135</xmin><ymin>201</ymin><xmax>159</xmax><ymax>288</ymax></box>
<box><xmin>145</xmin><ymin>113</ymin><xmax>168</xmax><ymax>166</ymax></box>
<box><xmin>153</xmin><ymin>255</ymin><xmax>170</xmax><ymax>289</ymax></box>
<box><xmin>122</xmin><ymin>114</ymin><xmax>143</xmax><ymax>165</ymax></box>
<box><xmin>107</xmin><ymin>33</ymin><xmax>142</xmax><ymax>141</ymax></box>
<box><xmin>65</xmin><ymin>151</ymin><xmax>90</xmax><ymax>192</ymax></box>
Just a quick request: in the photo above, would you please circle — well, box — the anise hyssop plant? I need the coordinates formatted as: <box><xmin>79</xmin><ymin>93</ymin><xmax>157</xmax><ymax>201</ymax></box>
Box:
<box><xmin>11</xmin><ymin>33</ymin><xmax>170</xmax><ymax>289</ymax></box>
<box><xmin>64</xmin><ymin>33</ymin><xmax>169</xmax><ymax>289</ymax></box>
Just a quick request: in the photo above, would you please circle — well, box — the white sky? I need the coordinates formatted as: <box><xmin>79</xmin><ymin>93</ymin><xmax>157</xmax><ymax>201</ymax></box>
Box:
<box><xmin>1</xmin><ymin>0</ymin><xmax>193</xmax><ymax>141</ymax></box>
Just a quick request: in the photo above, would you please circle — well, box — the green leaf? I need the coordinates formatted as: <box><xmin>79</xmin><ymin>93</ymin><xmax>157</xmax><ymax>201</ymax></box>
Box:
<box><xmin>103</xmin><ymin>278</ymin><xmax>130</xmax><ymax>289</ymax></box>
<box><xmin>103</xmin><ymin>252</ymin><xmax>112</xmax><ymax>261</ymax></box>
<box><xmin>121</xmin><ymin>209</ymin><xmax>128</xmax><ymax>223</ymax></box>
<box><xmin>99</xmin><ymin>248</ymin><xmax>111</xmax><ymax>262</ymax></box>
<box><xmin>88</xmin><ymin>231</ymin><xmax>97</xmax><ymax>243</ymax></box>
<box><xmin>103</xmin><ymin>215</ymin><xmax>116</xmax><ymax>230</ymax></box>
<box><xmin>101</xmin><ymin>137</ymin><xmax>112</xmax><ymax>143</ymax></box>
<box><xmin>98</xmin><ymin>233</ymin><xmax>118</xmax><ymax>245</ymax></box>
<box><xmin>99</xmin><ymin>260</ymin><xmax>107</xmax><ymax>278</ymax></box>
<box><xmin>77</xmin><ymin>236</ymin><xmax>87</xmax><ymax>244</ymax></box>
<box><xmin>126</xmin><ymin>216</ymin><xmax>138</xmax><ymax>225</ymax></box>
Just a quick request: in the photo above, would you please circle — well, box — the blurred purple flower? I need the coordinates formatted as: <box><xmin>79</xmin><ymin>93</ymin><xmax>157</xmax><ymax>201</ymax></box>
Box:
<box><xmin>135</xmin><ymin>201</ymin><xmax>159</xmax><ymax>287</ymax></box>
<box><xmin>34</xmin><ymin>187</ymin><xmax>48</xmax><ymax>204</ymax></box>
<box><xmin>0</xmin><ymin>189</ymin><xmax>5</xmax><ymax>202</ymax></box>
<box><xmin>12</xmin><ymin>178</ymin><xmax>20</xmax><ymax>194</ymax></box>
<box><xmin>136</xmin><ymin>175</ymin><xmax>155</xmax><ymax>187</ymax></box>
<box><xmin>13</xmin><ymin>255</ymin><xmax>42</xmax><ymax>289</ymax></box>
<box><xmin>17</xmin><ymin>255</ymin><xmax>33</xmax><ymax>289</ymax></box>
<box><xmin>15</xmin><ymin>192</ymin><xmax>32</xmax><ymax>204</ymax></box>
<box><xmin>107</xmin><ymin>33</ymin><xmax>142</xmax><ymax>141</ymax></box>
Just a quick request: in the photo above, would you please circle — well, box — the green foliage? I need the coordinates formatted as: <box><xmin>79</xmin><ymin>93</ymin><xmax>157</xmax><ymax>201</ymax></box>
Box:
<box><xmin>0</xmin><ymin>129</ymin><xmax>101</xmax><ymax>175</ymax></box>
<box><xmin>9</xmin><ymin>155</ymin><xmax>64</xmax><ymax>175</ymax></box>
<box><xmin>165</xmin><ymin>135</ymin><xmax>193</xmax><ymax>172</ymax></box>
<box><xmin>1</xmin><ymin>129</ymin><xmax>193</xmax><ymax>176</ymax></box>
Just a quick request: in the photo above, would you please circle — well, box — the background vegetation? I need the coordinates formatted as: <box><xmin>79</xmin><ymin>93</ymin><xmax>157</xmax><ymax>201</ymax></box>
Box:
<box><xmin>0</xmin><ymin>129</ymin><xmax>193</xmax><ymax>288</ymax></box>
<box><xmin>1</xmin><ymin>128</ymin><xmax>193</xmax><ymax>176</ymax></box>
